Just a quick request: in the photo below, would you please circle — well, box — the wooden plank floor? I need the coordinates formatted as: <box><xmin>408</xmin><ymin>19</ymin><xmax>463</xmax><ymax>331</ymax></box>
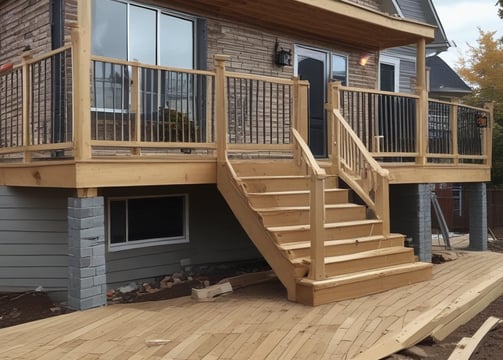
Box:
<box><xmin>2</xmin><ymin>250</ymin><xmax>503</xmax><ymax>360</ymax></box>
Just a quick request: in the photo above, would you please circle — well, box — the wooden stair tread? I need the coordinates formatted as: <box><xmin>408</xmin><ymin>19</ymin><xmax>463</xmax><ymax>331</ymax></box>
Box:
<box><xmin>296</xmin><ymin>246</ymin><xmax>413</xmax><ymax>265</ymax></box>
<box><xmin>279</xmin><ymin>235</ymin><xmax>387</xmax><ymax>251</ymax></box>
<box><xmin>268</xmin><ymin>219</ymin><xmax>381</xmax><ymax>232</ymax></box>
<box><xmin>297</xmin><ymin>262</ymin><xmax>433</xmax><ymax>289</ymax></box>
<box><xmin>239</xmin><ymin>175</ymin><xmax>310</xmax><ymax>180</ymax></box>
<box><xmin>246</xmin><ymin>188</ymin><xmax>346</xmax><ymax>196</ymax></box>
<box><xmin>255</xmin><ymin>203</ymin><xmax>362</xmax><ymax>212</ymax></box>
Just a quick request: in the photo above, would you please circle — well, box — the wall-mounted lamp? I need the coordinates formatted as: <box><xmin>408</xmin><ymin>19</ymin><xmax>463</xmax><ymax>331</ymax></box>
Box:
<box><xmin>476</xmin><ymin>114</ymin><xmax>488</xmax><ymax>128</ymax></box>
<box><xmin>359</xmin><ymin>54</ymin><xmax>370</xmax><ymax>66</ymax></box>
<box><xmin>274</xmin><ymin>39</ymin><xmax>291</xmax><ymax>67</ymax></box>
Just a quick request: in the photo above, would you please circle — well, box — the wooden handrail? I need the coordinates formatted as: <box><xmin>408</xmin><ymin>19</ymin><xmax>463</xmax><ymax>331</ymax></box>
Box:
<box><xmin>292</xmin><ymin>128</ymin><xmax>326</xmax><ymax>280</ymax></box>
<box><xmin>333</xmin><ymin>109</ymin><xmax>390</xmax><ymax>235</ymax></box>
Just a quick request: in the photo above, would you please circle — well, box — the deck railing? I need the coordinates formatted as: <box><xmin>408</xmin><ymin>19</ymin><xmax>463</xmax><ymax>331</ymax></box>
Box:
<box><xmin>334</xmin><ymin>82</ymin><xmax>492</xmax><ymax>166</ymax></box>
<box><xmin>0</xmin><ymin>47</ymin><xmax>73</xmax><ymax>160</ymax></box>
<box><xmin>89</xmin><ymin>56</ymin><xmax>217</xmax><ymax>155</ymax></box>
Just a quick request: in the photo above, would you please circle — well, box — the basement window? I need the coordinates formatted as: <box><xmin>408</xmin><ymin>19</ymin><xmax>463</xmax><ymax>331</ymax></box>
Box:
<box><xmin>108</xmin><ymin>195</ymin><xmax>189</xmax><ymax>251</ymax></box>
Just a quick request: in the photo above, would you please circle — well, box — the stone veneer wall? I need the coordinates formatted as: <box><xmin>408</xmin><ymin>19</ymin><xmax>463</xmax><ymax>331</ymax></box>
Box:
<box><xmin>67</xmin><ymin>197</ymin><xmax>107</xmax><ymax>310</ymax></box>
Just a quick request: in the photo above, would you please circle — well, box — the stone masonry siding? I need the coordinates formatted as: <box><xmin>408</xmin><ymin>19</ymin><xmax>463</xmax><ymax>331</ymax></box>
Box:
<box><xmin>0</xmin><ymin>0</ymin><xmax>51</xmax><ymax>64</ymax></box>
<box><xmin>0</xmin><ymin>0</ymin><xmax>78</xmax><ymax>65</ymax></box>
<box><xmin>207</xmin><ymin>17</ymin><xmax>378</xmax><ymax>89</ymax></box>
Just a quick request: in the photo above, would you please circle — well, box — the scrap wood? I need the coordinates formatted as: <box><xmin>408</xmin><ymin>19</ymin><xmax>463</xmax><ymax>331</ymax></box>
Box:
<box><xmin>447</xmin><ymin>316</ymin><xmax>502</xmax><ymax>360</ymax></box>
<box><xmin>431</xmin><ymin>279</ymin><xmax>503</xmax><ymax>341</ymax></box>
<box><xmin>217</xmin><ymin>270</ymin><xmax>276</xmax><ymax>290</ymax></box>
<box><xmin>145</xmin><ymin>339</ymin><xmax>172</xmax><ymax>347</ymax></box>
<box><xmin>192</xmin><ymin>282</ymin><xmax>232</xmax><ymax>301</ymax></box>
<box><xmin>350</xmin><ymin>271</ymin><xmax>503</xmax><ymax>360</ymax></box>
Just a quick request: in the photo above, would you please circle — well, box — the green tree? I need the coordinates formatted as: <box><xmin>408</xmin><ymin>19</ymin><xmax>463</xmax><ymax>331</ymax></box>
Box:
<box><xmin>456</xmin><ymin>30</ymin><xmax>503</xmax><ymax>185</ymax></box>
<box><xmin>498</xmin><ymin>0</ymin><xmax>503</xmax><ymax>19</ymax></box>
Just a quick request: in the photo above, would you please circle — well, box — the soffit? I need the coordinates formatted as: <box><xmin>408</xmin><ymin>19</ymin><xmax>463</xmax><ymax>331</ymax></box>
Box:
<box><xmin>163</xmin><ymin>0</ymin><xmax>435</xmax><ymax>50</ymax></box>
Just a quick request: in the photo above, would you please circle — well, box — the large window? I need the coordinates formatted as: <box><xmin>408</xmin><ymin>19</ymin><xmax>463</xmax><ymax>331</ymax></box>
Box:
<box><xmin>91</xmin><ymin>0</ymin><xmax>197</xmax><ymax>113</ymax></box>
<box><xmin>108</xmin><ymin>195</ymin><xmax>189</xmax><ymax>251</ymax></box>
<box><xmin>92</xmin><ymin>0</ymin><xmax>195</xmax><ymax>68</ymax></box>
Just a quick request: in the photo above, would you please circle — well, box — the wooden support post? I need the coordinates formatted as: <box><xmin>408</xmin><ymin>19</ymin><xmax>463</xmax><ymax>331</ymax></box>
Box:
<box><xmin>310</xmin><ymin>173</ymin><xmax>326</xmax><ymax>280</ymax></box>
<box><xmin>21</xmin><ymin>51</ymin><xmax>32</xmax><ymax>163</ymax></box>
<box><xmin>130</xmin><ymin>62</ymin><xmax>141</xmax><ymax>156</ymax></box>
<box><xmin>484</xmin><ymin>102</ymin><xmax>494</xmax><ymax>167</ymax></box>
<box><xmin>415</xmin><ymin>38</ymin><xmax>427</xmax><ymax>165</ymax></box>
<box><xmin>76</xmin><ymin>188</ymin><xmax>98</xmax><ymax>198</ymax></box>
<box><xmin>451</xmin><ymin>99</ymin><xmax>459</xmax><ymax>165</ymax></box>
<box><xmin>72</xmin><ymin>0</ymin><xmax>92</xmax><ymax>161</ymax></box>
<box><xmin>214</xmin><ymin>55</ymin><xmax>229</xmax><ymax>164</ymax></box>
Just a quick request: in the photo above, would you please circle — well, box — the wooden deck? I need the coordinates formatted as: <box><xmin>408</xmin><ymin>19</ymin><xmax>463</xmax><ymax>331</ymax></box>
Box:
<box><xmin>1</xmin><ymin>249</ymin><xmax>503</xmax><ymax>359</ymax></box>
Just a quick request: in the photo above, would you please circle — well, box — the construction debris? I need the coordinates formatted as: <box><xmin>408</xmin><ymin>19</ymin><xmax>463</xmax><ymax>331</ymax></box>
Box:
<box><xmin>192</xmin><ymin>282</ymin><xmax>233</xmax><ymax>301</ymax></box>
<box><xmin>145</xmin><ymin>339</ymin><xmax>172</xmax><ymax>347</ymax></box>
<box><xmin>447</xmin><ymin>316</ymin><xmax>502</xmax><ymax>360</ymax></box>
<box><xmin>217</xmin><ymin>270</ymin><xmax>277</xmax><ymax>290</ymax></box>
<box><xmin>352</xmin><ymin>270</ymin><xmax>503</xmax><ymax>360</ymax></box>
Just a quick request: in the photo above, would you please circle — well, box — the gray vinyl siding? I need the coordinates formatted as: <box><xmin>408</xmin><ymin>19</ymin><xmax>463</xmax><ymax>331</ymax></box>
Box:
<box><xmin>0</xmin><ymin>186</ymin><xmax>71</xmax><ymax>294</ymax></box>
<box><xmin>399</xmin><ymin>59</ymin><xmax>416</xmax><ymax>94</ymax></box>
<box><xmin>104</xmin><ymin>185</ymin><xmax>260</xmax><ymax>288</ymax></box>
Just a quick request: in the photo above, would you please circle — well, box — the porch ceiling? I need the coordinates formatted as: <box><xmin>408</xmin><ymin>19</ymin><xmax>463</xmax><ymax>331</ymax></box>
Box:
<box><xmin>164</xmin><ymin>0</ymin><xmax>435</xmax><ymax>50</ymax></box>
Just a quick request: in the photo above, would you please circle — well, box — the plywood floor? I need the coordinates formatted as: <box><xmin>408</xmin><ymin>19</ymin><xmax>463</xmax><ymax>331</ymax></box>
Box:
<box><xmin>2</xmin><ymin>250</ymin><xmax>503</xmax><ymax>360</ymax></box>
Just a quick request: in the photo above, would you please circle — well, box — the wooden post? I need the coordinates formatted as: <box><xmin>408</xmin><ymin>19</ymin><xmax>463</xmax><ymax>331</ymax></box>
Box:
<box><xmin>72</xmin><ymin>0</ymin><xmax>92</xmax><ymax>161</ymax></box>
<box><xmin>484</xmin><ymin>102</ymin><xmax>494</xmax><ymax>167</ymax></box>
<box><xmin>214</xmin><ymin>55</ymin><xmax>229</xmax><ymax>164</ymax></box>
<box><xmin>452</xmin><ymin>99</ymin><xmax>459</xmax><ymax>165</ymax></box>
<box><xmin>375</xmin><ymin>175</ymin><xmax>390</xmax><ymax>236</ymax></box>
<box><xmin>415</xmin><ymin>38</ymin><xmax>427</xmax><ymax>165</ymax></box>
<box><xmin>310</xmin><ymin>173</ymin><xmax>326</xmax><ymax>280</ymax></box>
<box><xmin>293</xmin><ymin>78</ymin><xmax>309</xmax><ymax>143</ymax></box>
<box><xmin>21</xmin><ymin>51</ymin><xmax>32</xmax><ymax>163</ymax></box>
<box><xmin>130</xmin><ymin>62</ymin><xmax>141</xmax><ymax>156</ymax></box>
<box><xmin>328</xmin><ymin>81</ymin><xmax>341</xmax><ymax>168</ymax></box>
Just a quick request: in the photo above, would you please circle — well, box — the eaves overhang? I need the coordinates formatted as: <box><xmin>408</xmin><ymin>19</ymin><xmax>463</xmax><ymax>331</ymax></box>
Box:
<box><xmin>162</xmin><ymin>0</ymin><xmax>436</xmax><ymax>50</ymax></box>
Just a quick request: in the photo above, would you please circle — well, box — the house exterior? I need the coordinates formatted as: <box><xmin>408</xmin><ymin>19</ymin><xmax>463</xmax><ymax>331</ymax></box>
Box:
<box><xmin>0</xmin><ymin>0</ymin><xmax>493</xmax><ymax>309</ymax></box>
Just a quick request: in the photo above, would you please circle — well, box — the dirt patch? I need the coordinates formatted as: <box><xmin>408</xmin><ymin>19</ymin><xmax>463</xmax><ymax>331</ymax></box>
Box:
<box><xmin>0</xmin><ymin>291</ymin><xmax>73</xmax><ymax>329</ymax></box>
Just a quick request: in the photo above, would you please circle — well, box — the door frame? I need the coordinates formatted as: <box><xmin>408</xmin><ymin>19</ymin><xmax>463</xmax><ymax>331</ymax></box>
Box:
<box><xmin>294</xmin><ymin>45</ymin><xmax>330</xmax><ymax>158</ymax></box>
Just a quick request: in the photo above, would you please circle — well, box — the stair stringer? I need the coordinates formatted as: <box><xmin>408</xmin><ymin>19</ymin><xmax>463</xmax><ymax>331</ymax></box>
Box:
<box><xmin>216</xmin><ymin>161</ymin><xmax>299</xmax><ymax>301</ymax></box>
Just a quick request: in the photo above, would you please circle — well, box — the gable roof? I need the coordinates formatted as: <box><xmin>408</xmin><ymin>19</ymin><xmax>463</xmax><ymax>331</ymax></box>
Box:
<box><xmin>393</xmin><ymin>0</ymin><xmax>451</xmax><ymax>53</ymax></box>
<box><xmin>426</xmin><ymin>55</ymin><xmax>472</xmax><ymax>97</ymax></box>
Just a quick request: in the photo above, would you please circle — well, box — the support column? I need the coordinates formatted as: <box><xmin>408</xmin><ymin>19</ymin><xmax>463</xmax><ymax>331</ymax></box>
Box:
<box><xmin>67</xmin><ymin>196</ymin><xmax>107</xmax><ymax>310</ymax></box>
<box><xmin>390</xmin><ymin>184</ymin><xmax>432</xmax><ymax>262</ymax></box>
<box><xmin>467</xmin><ymin>183</ymin><xmax>488</xmax><ymax>251</ymax></box>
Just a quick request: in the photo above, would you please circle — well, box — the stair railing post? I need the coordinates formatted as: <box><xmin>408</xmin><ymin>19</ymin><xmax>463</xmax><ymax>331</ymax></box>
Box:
<box><xmin>329</xmin><ymin>81</ymin><xmax>341</xmax><ymax>170</ymax></box>
<box><xmin>293</xmin><ymin>77</ymin><xmax>309</xmax><ymax>143</ymax></box>
<box><xmin>214</xmin><ymin>55</ymin><xmax>230</xmax><ymax>165</ymax></box>
<box><xmin>375</xmin><ymin>174</ymin><xmax>390</xmax><ymax>236</ymax></box>
<box><xmin>310</xmin><ymin>172</ymin><xmax>326</xmax><ymax>280</ymax></box>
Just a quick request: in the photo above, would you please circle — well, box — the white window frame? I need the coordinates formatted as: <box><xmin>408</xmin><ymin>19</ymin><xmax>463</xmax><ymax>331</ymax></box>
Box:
<box><xmin>379</xmin><ymin>55</ymin><xmax>400</xmax><ymax>92</ymax></box>
<box><xmin>331</xmin><ymin>52</ymin><xmax>349</xmax><ymax>86</ymax></box>
<box><xmin>107</xmin><ymin>194</ymin><xmax>189</xmax><ymax>252</ymax></box>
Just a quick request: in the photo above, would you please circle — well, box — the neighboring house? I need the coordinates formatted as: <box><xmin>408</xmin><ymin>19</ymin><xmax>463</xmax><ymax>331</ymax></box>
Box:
<box><xmin>426</xmin><ymin>55</ymin><xmax>472</xmax><ymax>100</ymax></box>
<box><xmin>0</xmin><ymin>0</ymin><xmax>493</xmax><ymax>309</ymax></box>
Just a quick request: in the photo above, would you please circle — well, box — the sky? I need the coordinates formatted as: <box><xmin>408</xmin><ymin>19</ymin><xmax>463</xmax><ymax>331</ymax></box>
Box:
<box><xmin>433</xmin><ymin>0</ymin><xmax>502</xmax><ymax>68</ymax></box>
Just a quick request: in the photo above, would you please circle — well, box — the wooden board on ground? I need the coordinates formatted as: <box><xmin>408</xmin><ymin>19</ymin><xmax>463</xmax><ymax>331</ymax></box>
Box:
<box><xmin>447</xmin><ymin>316</ymin><xmax>502</xmax><ymax>360</ymax></box>
<box><xmin>217</xmin><ymin>270</ymin><xmax>277</xmax><ymax>290</ymax></box>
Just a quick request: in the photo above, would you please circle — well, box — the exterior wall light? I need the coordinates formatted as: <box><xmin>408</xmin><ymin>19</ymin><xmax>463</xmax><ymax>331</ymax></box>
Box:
<box><xmin>359</xmin><ymin>54</ymin><xmax>370</xmax><ymax>66</ymax></box>
<box><xmin>274</xmin><ymin>39</ymin><xmax>291</xmax><ymax>66</ymax></box>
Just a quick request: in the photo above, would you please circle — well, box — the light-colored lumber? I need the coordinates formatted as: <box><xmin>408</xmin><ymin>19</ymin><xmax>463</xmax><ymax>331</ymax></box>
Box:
<box><xmin>192</xmin><ymin>282</ymin><xmax>233</xmax><ymax>301</ymax></box>
<box><xmin>352</xmin><ymin>269</ymin><xmax>503</xmax><ymax>360</ymax></box>
<box><xmin>447</xmin><ymin>316</ymin><xmax>502</xmax><ymax>360</ymax></box>
<box><xmin>217</xmin><ymin>270</ymin><xmax>277</xmax><ymax>289</ymax></box>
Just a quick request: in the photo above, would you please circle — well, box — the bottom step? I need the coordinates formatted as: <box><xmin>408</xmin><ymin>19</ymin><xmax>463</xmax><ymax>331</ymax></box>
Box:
<box><xmin>295</xmin><ymin>262</ymin><xmax>433</xmax><ymax>306</ymax></box>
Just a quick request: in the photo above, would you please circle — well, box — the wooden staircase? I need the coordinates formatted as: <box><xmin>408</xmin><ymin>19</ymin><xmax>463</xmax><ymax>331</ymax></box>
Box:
<box><xmin>217</xmin><ymin>158</ymin><xmax>432</xmax><ymax>306</ymax></box>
